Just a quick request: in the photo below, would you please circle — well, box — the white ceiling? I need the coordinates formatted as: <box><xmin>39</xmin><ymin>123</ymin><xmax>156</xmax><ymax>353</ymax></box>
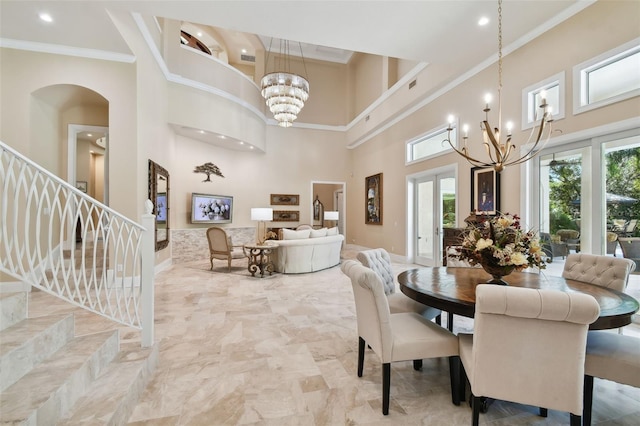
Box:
<box><xmin>0</xmin><ymin>1</ymin><xmax>595</xmax><ymax>150</ymax></box>
<box><xmin>1</xmin><ymin>1</ymin><xmax>591</xmax><ymax>65</ymax></box>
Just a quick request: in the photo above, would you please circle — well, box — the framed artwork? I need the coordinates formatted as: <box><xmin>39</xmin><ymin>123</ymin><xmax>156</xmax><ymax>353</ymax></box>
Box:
<box><xmin>156</xmin><ymin>193</ymin><xmax>167</xmax><ymax>223</ymax></box>
<box><xmin>76</xmin><ymin>181</ymin><xmax>87</xmax><ymax>193</ymax></box>
<box><xmin>273</xmin><ymin>210</ymin><xmax>300</xmax><ymax>222</ymax></box>
<box><xmin>270</xmin><ymin>194</ymin><xmax>299</xmax><ymax>205</ymax></box>
<box><xmin>471</xmin><ymin>166</ymin><xmax>500</xmax><ymax>215</ymax></box>
<box><xmin>191</xmin><ymin>193</ymin><xmax>233</xmax><ymax>224</ymax></box>
<box><xmin>365</xmin><ymin>173</ymin><xmax>383</xmax><ymax>225</ymax></box>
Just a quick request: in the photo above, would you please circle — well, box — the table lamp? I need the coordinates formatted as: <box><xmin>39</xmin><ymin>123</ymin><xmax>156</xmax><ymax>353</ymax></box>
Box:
<box><xmin>324</xmin><ymin>211</ymin><xmax>339</xmax><ymax>228</ymax></box>
<box><xmin>251</xmin><ymin>208</ymin><xmax>273</xmax><ymax>244</ymax></box>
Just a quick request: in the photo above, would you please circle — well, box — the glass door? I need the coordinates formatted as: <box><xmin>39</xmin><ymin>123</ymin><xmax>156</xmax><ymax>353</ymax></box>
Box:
<box><xmin>415</xmin><ymin>173</ymin><xmax>456</xmax><ymax>266</ymax></box>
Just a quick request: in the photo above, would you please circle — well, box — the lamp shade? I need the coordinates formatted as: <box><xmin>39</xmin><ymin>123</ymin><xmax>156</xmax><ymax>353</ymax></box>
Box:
<box><xmin>324</xmin><ymin>211</ymin><xmax>339</xmax><ymax>221</ymax></box>
<box><xmin>251</xmin><ymin>208</ymin><xmax>273</xmax><ymax>221</ymax></box>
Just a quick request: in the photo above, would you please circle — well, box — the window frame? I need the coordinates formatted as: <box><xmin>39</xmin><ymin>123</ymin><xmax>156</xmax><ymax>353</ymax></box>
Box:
<box><xmin>405</xmin><ymin>122</ymin><xmax>456</xmax><ymax>165</ymax></box>
<box><xmin>573</xmin><ymin>37</ymin><xmax>640</xmax><ymax>115</ymax></box>
<box><xmin>521</xmin><ymin>72</ymin><xmax>565</xmax><ymax>131</ymax></box>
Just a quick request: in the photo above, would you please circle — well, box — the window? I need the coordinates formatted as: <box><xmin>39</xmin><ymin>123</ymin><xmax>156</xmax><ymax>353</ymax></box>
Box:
<box><xmin>406</xmin><ymin>124</ymin><xmax>455</xmax><ymax>164</ymax></box>
<box><xmin>574</xmin><ymin>38</ymin><xmax>640</xmax><ymax>114</ymax></box>
<box><xmin>521</xmin><ymin>72</ymin><xmax>564</xmax><ymax>130</ymax></box>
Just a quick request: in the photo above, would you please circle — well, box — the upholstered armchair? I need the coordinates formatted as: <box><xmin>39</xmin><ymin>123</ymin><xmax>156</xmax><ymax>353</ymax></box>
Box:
<box><xmin>341</xmin><ymin>260</ymin><xmax>460</xmax><ymax>415</ymax></box>
<box><xmin>206</xmin><ymin>227</ymin><xmax>246</xmax><ymax>271</ymax></box>
<box><xmin>458</xmin><ymin>285</ymin><xmax>600</xmax><ymax>426</ymax></box>
<box><xmin>356</xmin><ymin>248</ymin><xmax>441</xmax><ymax>321</ymax></box>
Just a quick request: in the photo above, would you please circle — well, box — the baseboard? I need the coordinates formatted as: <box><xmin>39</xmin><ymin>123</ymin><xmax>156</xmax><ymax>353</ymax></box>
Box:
<box><xmin>155</xmin><ymin>258</ymin><xmax>172</xmax><ymax>275</ymax></box>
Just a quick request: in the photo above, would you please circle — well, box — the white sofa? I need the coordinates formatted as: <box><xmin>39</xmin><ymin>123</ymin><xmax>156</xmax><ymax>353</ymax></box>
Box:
<box><xmin>272</xmin><ymin>227</ymin><xmax>344</xmax><ymax>273</ymax></box>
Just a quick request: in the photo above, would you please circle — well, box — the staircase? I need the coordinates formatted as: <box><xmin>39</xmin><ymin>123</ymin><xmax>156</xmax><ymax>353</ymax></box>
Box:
<box><xmin>0</xmin><ymin>291</ymin><xmax>159</xmax><ymax>425</ymax></box>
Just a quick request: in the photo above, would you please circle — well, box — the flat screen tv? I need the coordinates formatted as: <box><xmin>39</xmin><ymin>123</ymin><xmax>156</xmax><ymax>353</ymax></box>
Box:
<box><xmin>191</xmin><ymin>193</ymin><xmax>233</xmax><ymax>224</ymax></box>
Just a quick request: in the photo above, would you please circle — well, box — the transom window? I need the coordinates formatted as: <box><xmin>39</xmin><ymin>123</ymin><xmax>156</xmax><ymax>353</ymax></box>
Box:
<box><xmin>573</xmin><ymin>38</ymin><xmax>640</xmax><ymax>114</ymax></box>
<box><xmin>406</xmin><ymin>125</ymin><xmax>455</xmax><ymax>164</ymax></box>
<box><xmin>522</xmin><ymin>72</ymin><xmax>564</xmax><ymax>130</ymax></box>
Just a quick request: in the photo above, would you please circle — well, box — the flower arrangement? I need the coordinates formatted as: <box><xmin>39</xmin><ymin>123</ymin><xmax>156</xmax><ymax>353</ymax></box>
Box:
<box><xmin>456</xmin><ymin>213</ymin><xmax>546</xmax><ymax>273</ymax></box>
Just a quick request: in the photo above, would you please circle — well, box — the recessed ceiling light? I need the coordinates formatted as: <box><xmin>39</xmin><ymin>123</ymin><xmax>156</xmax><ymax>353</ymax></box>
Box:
<box><xmin>39</xmin><ymin>13</ymin><xmax>53</xmax><ymax>23</ymax></box>
<box><xmin>241</xmin><ymin>49</ymin><xmax>247</xmax><ymax>54</ymax></box>
<box><xmin>239</xmin><ymin>141</ymin><xmax>244</xmax><ymax>145</ymax></box>
<box><xmin>218</xmin><ymin>135</ymin><xmax>226</xmax><ymax>139</ymax></box>
<box><xmin>198</xmin><ymin>130</ymin><xmax>205</xmax><ymax>134</ymax></box>
<box><xmin>197</xmin><ymin>32</ymin><xmax>203</xmax><ymax>37</ymax></box>
<box><xmin>87</xmin><ymin>133</ymin><xmax>92</xmax><ymax>137</ymax></box>
<box><xmin>249</xmin><ymin>146</ymin><xmax>254</xmax><ymax>150</ymax></box>
<box><xmin>478</xmin><ymin>16</ymin><xmax>489</xmax><ymax>26</ymax></box>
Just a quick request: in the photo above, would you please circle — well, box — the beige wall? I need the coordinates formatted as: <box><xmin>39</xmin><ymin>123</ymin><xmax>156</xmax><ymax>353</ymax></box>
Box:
<box><xmin>1</xmin><ymin>0</ymin><xmax>638</xmax><ymax>274</ymax></box>
<box><xmin>170</xmin><ymin>126</ymin><xmax>348</xmax><ymax>232</ymax></box>
<box><xmin>0</xmin><ymin>49</ymin><xmax>139</xmax><ymax>220</ymax></box>
<box><xmin>346</xmin><ymin>0</ymin><xmax>640</xmax><ymax>255</ymax></box>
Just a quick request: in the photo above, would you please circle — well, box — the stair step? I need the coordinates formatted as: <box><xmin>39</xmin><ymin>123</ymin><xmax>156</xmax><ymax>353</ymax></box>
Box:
<box><xmin>58</xmin><ymin>342</ymin><xmax>160</xmax><ymax>426</ymax></box>
<box><xmin>0</xmin><ymin>329</ymin><xmax>119</xmax><ymax>425</ymax></box>
<box><xmin>0</xmin><ymin>292</ymin><xmax>27</xmax><ymax>331</ymax></box>
<box><xmin>0</xmin><ymin>313</ymin><xmax>74</xmax><ymax>392</ymax></box>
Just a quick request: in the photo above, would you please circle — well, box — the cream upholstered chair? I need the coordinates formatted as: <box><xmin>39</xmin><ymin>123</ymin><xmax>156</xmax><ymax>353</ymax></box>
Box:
<box><xmin>341</xmin><ymin>260</ymin><xmax>460</xmax><ymax>415</ymax></box>
<box><xmin>562</xmin><ymin>253</ymin><xmax>636</xmax><ymax>291</ymax></box>
<box><xmin>356</xmin><ymin>248</ymin><xmax>442</xmax><ymax>322</ymax></box>
<box><xmin>458</xmin><ymin>284</ymin><xmax>600</xmax><ymax>426</ymax></box>
<box><xmin>206</xmin><ymin>227</ymin><xmax>246</xmax><ymax>271</ymax></box>
<box><xmin>583</xmin><ymin>331</ymin><xmax>640</xmax><ymax>425</ymax></box>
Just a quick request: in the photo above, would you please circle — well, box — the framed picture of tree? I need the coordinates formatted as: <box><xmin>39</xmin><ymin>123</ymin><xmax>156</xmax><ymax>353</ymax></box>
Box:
<box><xmin>365</xmin><ymin>173</ymin><xmax>383</xmax><ymax>225</ymax></box>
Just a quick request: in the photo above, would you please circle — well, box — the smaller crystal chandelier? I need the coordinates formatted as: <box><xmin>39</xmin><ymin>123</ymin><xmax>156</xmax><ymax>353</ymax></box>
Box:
<box><xmin>445</xmin><ymin>0</ymin><xmax>553</xmax><ymax>173</ymax></box>
<box><xmin>261</xmin><ymin>39</ymin><xmax>310</xmax><ymax>128</ymax></box>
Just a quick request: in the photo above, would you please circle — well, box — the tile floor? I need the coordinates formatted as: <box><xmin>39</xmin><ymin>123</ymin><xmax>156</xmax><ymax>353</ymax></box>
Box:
<box><xmin>28</xmin><ymin>246</ymin><xmax>640</xmax><ymax>425</ymax></box>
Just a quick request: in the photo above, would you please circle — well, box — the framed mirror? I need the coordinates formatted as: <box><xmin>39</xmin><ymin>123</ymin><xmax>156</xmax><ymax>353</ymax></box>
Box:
<box><xmin>148</xmin><ymin>160</ymin><xmax>170</xmax><ymax>251</ymax></box>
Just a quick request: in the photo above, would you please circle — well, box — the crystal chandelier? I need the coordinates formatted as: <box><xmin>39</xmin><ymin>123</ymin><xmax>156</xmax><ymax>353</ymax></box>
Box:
<box><xmin>261</xmin><ymin>39</ymin><xmax>310</xmax><ymax>128</ymax></box>
<box><xmin>445</xmin><ymin>0</ymin><xmax>553</xmax><ymax>173</ymax></box>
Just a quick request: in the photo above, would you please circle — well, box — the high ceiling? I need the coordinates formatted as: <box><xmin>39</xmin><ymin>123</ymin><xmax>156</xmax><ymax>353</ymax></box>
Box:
<box><xmin>1</xmin><ymin>1</ymin><xmax>592</xmax><ymax>66</ymax></box>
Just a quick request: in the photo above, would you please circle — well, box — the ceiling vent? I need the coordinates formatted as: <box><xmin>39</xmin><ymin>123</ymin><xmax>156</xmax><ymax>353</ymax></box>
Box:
<box><xmin>409</xmin><ymin>79</ymin><xmax>417</xmax><ymax>89</ymax></box>
<box><xmin>241</xmin><ymin>54</ymin><xmax>256</xmax><ymax>62</ymax></box>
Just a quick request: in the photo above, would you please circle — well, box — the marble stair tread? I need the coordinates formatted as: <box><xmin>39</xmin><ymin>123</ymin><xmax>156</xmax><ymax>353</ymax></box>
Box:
<box><xmin>58</xmin><ymin>342</ymin><xmax>160</xmax><ymax>426</ymax></box>
<box><xmin>0</xmin><ymin>329</ymin><xmax>119</xmax><ymax>425</ymax></box>
<box><xmin>0</xmin><ymin>292</ymin><xmax>27</xmax><ymax>331</ymax></box>
<box><xmin>0</xmin><ymin>314</ymin><xmax>74</xmax><ymax>392</ymax></box>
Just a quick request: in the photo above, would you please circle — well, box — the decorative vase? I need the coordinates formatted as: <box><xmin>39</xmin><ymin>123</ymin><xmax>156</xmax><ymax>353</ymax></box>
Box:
<box><xmin>480</xmin><ymin>262</ymin><xmax>515</xmax><ymax>285</ymax></box>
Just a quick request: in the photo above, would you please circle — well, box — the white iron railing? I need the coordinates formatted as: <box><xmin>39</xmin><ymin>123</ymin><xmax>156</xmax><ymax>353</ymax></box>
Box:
<box><xmin>0</xmin><ymin>141</ymin><xmax>155</xmax><ymax>347</ymax></box>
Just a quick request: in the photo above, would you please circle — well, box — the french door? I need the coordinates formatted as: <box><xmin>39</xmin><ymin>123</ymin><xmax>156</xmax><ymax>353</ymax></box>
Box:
<box><xmin>414</xmin><ymin>172</ymin><xmax>456</xmax><ymax>266</ymax></box>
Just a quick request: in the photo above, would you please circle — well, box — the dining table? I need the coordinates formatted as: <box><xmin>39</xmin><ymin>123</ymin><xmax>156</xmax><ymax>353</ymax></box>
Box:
<box><xmin>398</xmin><ymin>267</ymin><xmax>639</xmax><ymax>331</ymax></box>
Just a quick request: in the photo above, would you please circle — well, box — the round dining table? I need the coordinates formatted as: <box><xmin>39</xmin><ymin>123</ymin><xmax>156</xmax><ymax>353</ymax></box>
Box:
<box><xmin>398</xmin><ymin>267</ymin><xmax>639</xmax><ymax>330</ymax></box>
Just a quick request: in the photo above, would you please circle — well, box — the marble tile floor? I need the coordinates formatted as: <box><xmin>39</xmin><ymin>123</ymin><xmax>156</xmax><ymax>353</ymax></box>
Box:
<box><xmin>26</xmin><ymin>246</ymin><xmax>640</xmax><ymax>425</ymax></box>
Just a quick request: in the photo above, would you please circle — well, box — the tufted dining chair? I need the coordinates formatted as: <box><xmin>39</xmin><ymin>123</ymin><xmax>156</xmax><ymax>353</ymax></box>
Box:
<box><xmin>563</xmin><ymin>255</ymin><xmax>640</xmax><ymax>425</ymax></box>
<box><xmin>206</xmin><ymin>227</ymin><xmax>247</xmax><ymax>271</ymax></box>
<box><xmin>562</xmin><ymin>253</ymin><xmax>636</xmax><ymax>292</ymax></box>
<box><xmin>341</xmin><ymin>260</ymin><xmax>460</xmax><ymax>415</ymax></box>
<box><xmin>458</xmin><ymin>284</ymin><xmax>600</xmax><ymax>426</ymax></box>
<box><xmin>357</xmin><ymin>248</ymin><xmax>442</xmax><ymax>322</ymax></box>
<box><xmin>582</xmin><ymin>331</ymin><xmax>640</xmax><ymax>425</ymax></box>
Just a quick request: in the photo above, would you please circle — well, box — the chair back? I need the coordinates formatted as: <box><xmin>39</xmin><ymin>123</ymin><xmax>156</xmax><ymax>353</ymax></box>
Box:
<box><xmin>562</xmin><ymin>253</ymin><xmax>636</xmax><ymax>291</ymax></box>
<box><xmin>341</xmin><ymin>260</ymin><xmax>393</xmax><ymax>361</ymax></box>
<box><xmin>470</xmin><ymin>284</ymin><xmax>600</xmax><ymax>415</ymax></box>
<box><xmin>356</xmin><ymin>248</ymin><xmax>396</xmax><ymax>295</ymax></box>
<box><xmin>206</xmin><ymin>227</ymin><xmax>231</xmax><ymax>255</ymax></box>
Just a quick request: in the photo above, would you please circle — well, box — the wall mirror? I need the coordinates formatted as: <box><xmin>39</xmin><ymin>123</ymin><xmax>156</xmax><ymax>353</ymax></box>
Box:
<box><xmin>148</xmin><ymin>160</ymin><xmax>170</xmax><ymax>251</ymax></box>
